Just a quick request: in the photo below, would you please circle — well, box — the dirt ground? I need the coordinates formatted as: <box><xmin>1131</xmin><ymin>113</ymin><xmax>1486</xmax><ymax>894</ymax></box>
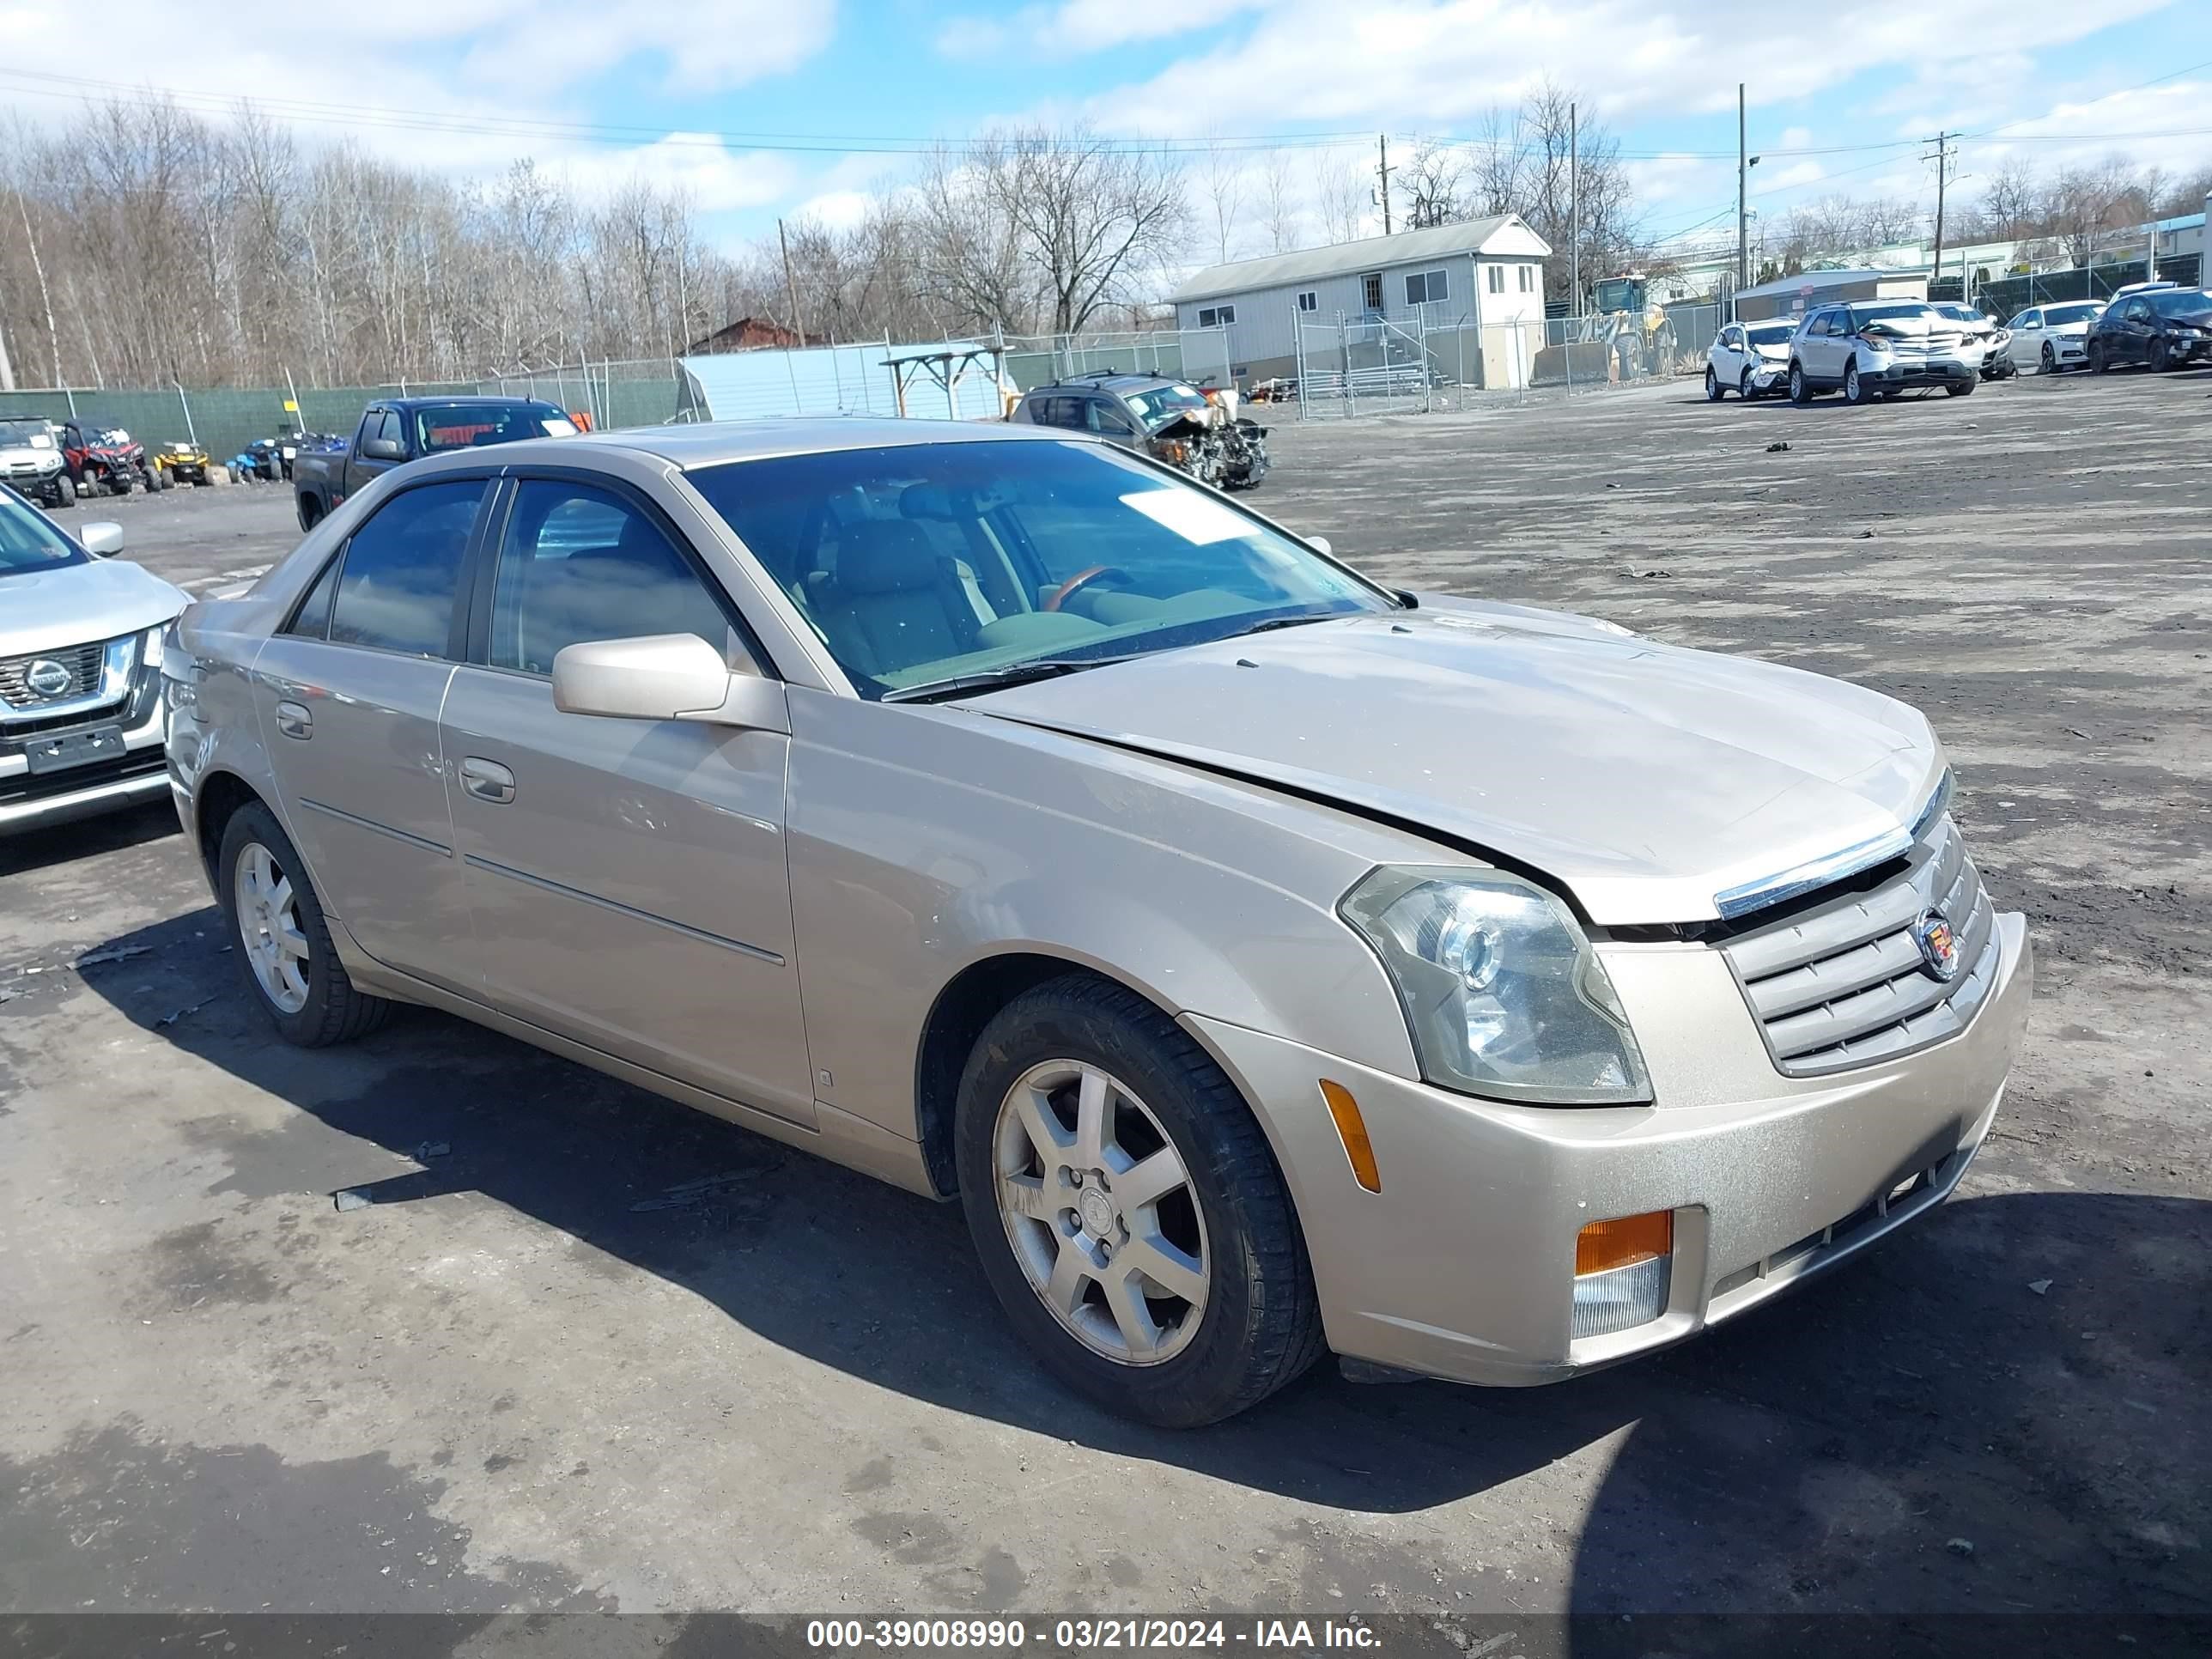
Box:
<box><xmin>1</xmin><ymin>371</ymin><xmax>2207</xmax><ymax>1644</ymax></box>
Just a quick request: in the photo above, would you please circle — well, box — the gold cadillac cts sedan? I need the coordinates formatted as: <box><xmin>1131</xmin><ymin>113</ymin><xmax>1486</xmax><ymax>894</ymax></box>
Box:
<box><xmin>166</xmin><ymin>420</ymin><xmax>2032</xmax><ymax>1426</ymax></box>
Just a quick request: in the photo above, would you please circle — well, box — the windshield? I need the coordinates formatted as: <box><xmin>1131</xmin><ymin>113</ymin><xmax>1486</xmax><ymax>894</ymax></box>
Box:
<box><xmin>412</xmin><ymin>402</ymin><xmax>575</xmax><ymax>452</ymax></box>
<box><xmin>2045</xmin><ymin>303</ymin><xmax>2101</xmax><ymax>325</ymax></box>
<box><xmin>0</xmin><ymin>487</ymin><xmax>89</xmax><ymax>578</ymax></box>
<box><xmin>1120</xmin><ymin>385</ymin><xmax>1212</xmax><ymax>429</ymax></box>
<box><xmin>1936</xmin><ymin>305</ymin><xmax>1986</xmax><ymax>322</ymax></box>
<box><xmin>1746</xmin><ymin>324</ymin><xmax>1795</xmax><ymax>346</ymax></box>
<box><xmin>0</xmin><ymin>418</ymin><xmax>52</xmax><ymax>449</ymax></box>
<box><xmin>688</xmin><ymin>439</ymin><xmax>1392</xmax><ymax>698</ymax></box>
<box><xmin>2150</xmin><ymin>289</ymin><xmax>2212</xmax><ymax>316</ymax></box>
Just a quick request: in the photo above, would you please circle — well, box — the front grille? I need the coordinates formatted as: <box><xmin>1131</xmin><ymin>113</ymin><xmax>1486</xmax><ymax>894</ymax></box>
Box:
<box><xmin>1721</xmin><ymin>814</ymin><xmax>1999</xmax><ymax>1077</ymax></box>
<box><xmin>0</xmin><ymin>639</ymin><xmax>108</xmax><ymax>707</ymax></box>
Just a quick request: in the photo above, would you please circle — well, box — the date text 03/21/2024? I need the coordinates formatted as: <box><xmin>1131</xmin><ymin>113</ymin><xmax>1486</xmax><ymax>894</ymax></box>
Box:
<box><xmin>805</xmin><ymin>1620</ymin><xmax>1383</xmax><ymax>1650</ymax></box>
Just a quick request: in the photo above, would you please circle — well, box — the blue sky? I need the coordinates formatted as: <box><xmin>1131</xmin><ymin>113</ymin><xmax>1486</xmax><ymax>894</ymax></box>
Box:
<box><xmin>1</xmin><ymin>1</ymin><xmax>2203</xmax><ymax>266</ymax></box>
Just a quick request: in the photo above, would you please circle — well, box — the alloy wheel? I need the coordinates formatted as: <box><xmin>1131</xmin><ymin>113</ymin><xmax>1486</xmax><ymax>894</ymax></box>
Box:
<box><xmin>2041</xmin><ymin>343</ymin><xmax>2057</xmax><ymax>374</ymax></box>
<box><xmin>992</xmin><ymin>1059</ymin><xmax>1210</xmax><ymax>1366</ymax></box>
<box><xmin>235</xmin><ymin>841</ymin><xmax>311</xmax><ymax>1014</ymax></box>
<box><xmin>1740</xmin><ymin>368</ymin><xmax>1753</xmax><ymax>398</ymax></box>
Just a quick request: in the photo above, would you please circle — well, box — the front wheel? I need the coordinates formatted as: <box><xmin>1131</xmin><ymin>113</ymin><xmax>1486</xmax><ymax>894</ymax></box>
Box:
<box><xmin>1705</xmin><ymin>367</ymin><xmax>1723</xmax><ymax>401</ymax></box>
<box><xmin>2041</xmin><ymin>343</ymin><xmax>2057</xmax><ymax>374</ymax></box>
<box><xmin>955</xmin><ymin>975</ymin><xmax>1322</xmax><ymax>1427</ymax></box>
<box><xmin>2090</xmin><ymin>342</ymin><xmax>2109</xmax><ymax>375</ymax></box>
<box><xmin>2149</xmin><ymin>339</ymin><xmax>2172</xmax><ymax>372</ymax></box>
<box><xmin>53</xmin><ymin>472</ymin><xmax>76</xmax><ymax>507</ymax></box>
<box><xmin>217</xmin><ymin>801</ymin><xmax>392</xmax><ymax>1047</ymax></box>
<box><xmin>1844</xmin><ymin>359</ymin><xmax>1869</xmax><ymax>405</ymax></box>
<box><xmin>1790</xmin><ymin>362</ymin><xmax>1810</xmax><ymax>404</ymax></box>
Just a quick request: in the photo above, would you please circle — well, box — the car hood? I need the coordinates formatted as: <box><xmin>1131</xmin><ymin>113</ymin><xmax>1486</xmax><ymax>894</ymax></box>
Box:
<box><xmin>0</xmin><ymin>557</ymin><xmax>190</xmax><ymax>657</ymax></box>
<box><xmin>0</xmin><ymin>443</ymin><xmax>58</xmax><ymax>463</ymax></box>
<box><xmin>960</xmin><ymin>598</ymin><xmax>1943</xmax><ymax>927</ymax></box>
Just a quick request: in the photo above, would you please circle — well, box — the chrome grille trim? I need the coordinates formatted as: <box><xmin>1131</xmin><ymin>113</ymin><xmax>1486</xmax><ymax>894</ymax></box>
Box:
<box><xmin>1722</xmin><ymin>814</ymin><xmax>2000</xmax><ymax>1077</ymax></box>
<box><xmin>0</xmin><ymin>635</ymin><xmax>137</xmax><ymax>722</ymax></box>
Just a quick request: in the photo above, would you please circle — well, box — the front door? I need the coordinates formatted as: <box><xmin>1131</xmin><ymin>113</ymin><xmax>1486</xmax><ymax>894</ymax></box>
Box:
<box><xmin>440</xmin><ymin>475</ymin><xmax>815</xmax><ymax>1124</ymax></box>
<box><xmin>252</xmin><ymin>476</ymin><xmax>489</xmax><ymax>982</ymax></box>
<box><xmin>2009</xmin><ymin>310</ymin><xmax>2041</xmax><ymax>367</ymax></box>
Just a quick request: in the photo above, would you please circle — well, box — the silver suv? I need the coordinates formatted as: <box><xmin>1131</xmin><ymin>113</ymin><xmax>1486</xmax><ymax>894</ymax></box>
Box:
<box><xmin>0</xmin><ymin>487</ymin><xmax>186</xmax><ymax>833</ymax></box>
<box><xmin>1789</xmin><ymin>301</ymin><xmax>1978</xmax><ymax>404</ymax></box>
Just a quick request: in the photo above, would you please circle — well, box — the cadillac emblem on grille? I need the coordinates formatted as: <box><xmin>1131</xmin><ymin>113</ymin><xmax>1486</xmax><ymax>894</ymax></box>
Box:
<box><xmin>1913</xmin><ymin>910</ymin><xmax>1960</xmax><ymax>981</ymax></box>
<box><xmin>24</xmin><ymin>658</ymin><xmax>72</xmax><ymax>698</ymax></box>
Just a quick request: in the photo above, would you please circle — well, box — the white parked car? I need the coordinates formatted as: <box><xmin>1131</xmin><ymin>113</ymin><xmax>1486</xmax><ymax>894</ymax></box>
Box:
<box><xmin>1788</xmin><ymin>301</ymin><xmax>1978</xmax><ymax>404</ymax></box>
<box><xmin>2004</xmin><ymin>301</ymin><xmax>2103</xmax><ymax>374</ymax></box>
<box><xmin>1932</xmin><ymin>304</ymin><xmax>2016</xmax><ymax>381</ymax></box>
<box><xmin>1705</xmin><ymin>320</ymin><xmax>1798</xmax><ymax>400</ymax></box>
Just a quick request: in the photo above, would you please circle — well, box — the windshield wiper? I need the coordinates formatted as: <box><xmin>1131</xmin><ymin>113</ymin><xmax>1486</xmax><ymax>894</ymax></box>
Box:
<box><xmin>881</xmin><ymin>655</ymin><xmax>1139</xmax><ymax>704</ymax></box>
<box><xmin>1231</xmin><ymin>613</ymin><xmax>1338</xmax><ymax>637</ymax></box>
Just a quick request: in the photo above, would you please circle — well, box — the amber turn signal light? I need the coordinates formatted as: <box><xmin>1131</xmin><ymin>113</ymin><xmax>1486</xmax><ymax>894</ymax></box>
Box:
<box><xmin>1576</xmin><ymin>1210</ymin><xmax>1673</xmax><ymax>1277</ymax></box>
<box><xmin>1318</xmin><ymin>1079</ymin><xmax>1381</xmax><ymax>1193</ymax></box>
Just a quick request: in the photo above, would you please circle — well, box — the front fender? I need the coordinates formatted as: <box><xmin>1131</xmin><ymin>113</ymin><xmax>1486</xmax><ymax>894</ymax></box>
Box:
<box><xmin>785</xmin><ymin>690</ymin><xmax>1434</xmax><ymax>1146</ymax></box>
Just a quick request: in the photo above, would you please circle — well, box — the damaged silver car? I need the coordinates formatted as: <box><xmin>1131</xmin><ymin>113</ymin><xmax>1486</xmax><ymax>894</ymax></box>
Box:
<box><xmin>167</xmin><ymin>419</ymin><xmax>2030</xmax><ymax>1426</ymax></box>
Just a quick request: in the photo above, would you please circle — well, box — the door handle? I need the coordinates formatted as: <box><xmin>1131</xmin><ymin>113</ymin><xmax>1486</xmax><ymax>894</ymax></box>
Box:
<box><xmin>275</xmin><ymin>700</ymin><xmax>313</xmax><ymax>740</ymax></box>
<box><xmin>459</xmin><ymin>757</ymin><xmax>515</xmax><ymax>805</ymax></box>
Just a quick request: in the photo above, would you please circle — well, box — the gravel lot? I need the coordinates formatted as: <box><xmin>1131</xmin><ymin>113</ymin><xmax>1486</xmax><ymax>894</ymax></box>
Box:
<box><xmin>2</xmin><ymin>372</ymin><xmax>2207</xmax><ymax>1641</ymax></box>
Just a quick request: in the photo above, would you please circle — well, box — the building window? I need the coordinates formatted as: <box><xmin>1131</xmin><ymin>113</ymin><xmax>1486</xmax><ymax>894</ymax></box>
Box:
<box><xmin>1517</xmin><ymin>264</ymin><xmax>1534</xmax><ymax>293</ymax></box>
<box><xmin>1404</xmin><ymin>268</ymin><xmax>1450</xmax><ymax>307</ymax></box>
<box><xmin>1361</xmin><ymin>272</ymin><xmax>1383</xmax><ymax>312</ymax></box>
<box><xmin>1296</xmin><ymin>290</ymin><xmax>1318</xmax><ymax>312</ymax></box>
<box><xmin>1197</xmin><ymin>304</ymin><xmax>1237</xmax><ymax>328</ymax></box>
<box><xmin>1486</xmin><ymin>264</ymin><xmax>1504</xmax><ymax>294</ymax></box>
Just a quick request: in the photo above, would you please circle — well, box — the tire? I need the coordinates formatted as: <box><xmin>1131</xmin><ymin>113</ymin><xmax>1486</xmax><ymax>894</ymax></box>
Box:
<box><xmin>1843</xmin><ymin>358</ymin><xmax>1869</xmax><ymax>405</ymax></box>
<box><xmin>297</xmin><ymin>495</ymin><xmax>322</xmax><ymax>532</ymax></box>
<box><xmin>2149</xmin><ymin>338</ymin><xmax>2172</xmax><ymax>373</ymax></box>
<box><xmin>54</xmin><ymin>473</ymin><xmax>76</xmax><ymax>507</ymax></box>
<box><xmin>1790</xmin><ymin>362</ymin><xmax>1811</xmax><ymax>404</ymax></box>
<box><xmin>1740</xmin><ymin>368</ymin><xmax>1755</xmax><ymax>399</ymax></box>
<box><xmin>108</xmin><ymin>471</ymin><xmax>131</xmax><ymax>495</ymax></box>
<box><xmin>954</xmin><ymin>974</ymin><xmax>1323</xmax><ymax>1428</ymax></box>
<box><xmin>147</xmin><ymin>465</ymin><xmax>167</xmax><ymax>491</ymax></box>
<box><xmin>1945</xmin><ymin>376</ymin><xmax>1976</xmax><ymax>398</ymax></box>
<box><xmin>1705</xmin><ymin>367</ymin><xmax>1723</xmax><ymax>401</ymax></box>
<box><xmin>2090</xmin><ymin>342</ymin><xmax>2108</xmax><ymax>375</ymax></box>
<box><xmin>2040</xmin><ymin>343</ymin><xmax>2057</xmax><ymax>375</ymax></box>
<box><xmin>216</xmin><ymin>800</ymin><xmax>392</xmax><ymax>1047</ymax></box>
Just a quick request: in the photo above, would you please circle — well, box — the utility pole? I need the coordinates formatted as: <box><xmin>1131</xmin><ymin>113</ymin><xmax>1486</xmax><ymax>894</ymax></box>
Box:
<box><xmin>1737</xmin><ymin>85</ymin><xmax>1747</xmax><ymax>295</ymax></box>
<box><xmin>1923</xmin><ymin>131</ymin><xmax>1958</xmax><ymax>293</ymax></box>
<box><xmin>1568</xmin><ymin>102</ymin><xmax>1579</xmax><ymax>313</ymax></box>
<box><xmin>1376</xmin><ymin>135</ymin><xmax>1394</xmax><ymax>234</ymax></box>
<box><xmin>777</xmin><ymin>218</ymin><xmax>808</xmax><ymax>347</ymax></box>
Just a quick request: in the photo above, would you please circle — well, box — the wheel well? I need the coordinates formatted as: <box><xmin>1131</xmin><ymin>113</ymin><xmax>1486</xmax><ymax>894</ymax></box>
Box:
<box><xmin>192</xmin><ymin>770</ymin><xmax>262</xmax><ymax>884</ymax></box>
<box><xmin>913</xmin><ymin>953</ymin><xmax>1162</xmax><ymax>1198</ymax></box>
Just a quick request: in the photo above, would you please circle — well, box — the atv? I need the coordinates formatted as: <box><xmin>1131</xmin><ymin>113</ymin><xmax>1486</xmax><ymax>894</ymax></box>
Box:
<box><xmin>60</xmin><ymin>419</ymin><xmax>149</xmax><ymax>496</ymax></box>
<box><xmin>147</xmin><ymin>438</ymin><xmax>212</xmax><ymax>488</ymax></box>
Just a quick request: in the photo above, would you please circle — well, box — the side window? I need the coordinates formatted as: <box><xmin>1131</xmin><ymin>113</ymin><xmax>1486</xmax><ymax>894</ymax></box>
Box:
<box><xmin>286</xmin><ymin>554</ymin><xmax>343</xmax><ymax>640</ymax></box>
<box><xmin>489</xmin><ymin>479</ymin><xmax>737</xmax><ymax>677</ymax></box>
<box><xmin>325</xmin><ymin>480</ymin><xmax>484</xmax><ymax>658</ymax></box>
<box><xmin>1086</xmin><ymin>399</ymin><xmax>1136</xmax><ymax>436</ymax></box>
<box><xmin>1518</xmin><ymin>264</ymin><xmax>1534</xmax><ymax>292</ymax></box>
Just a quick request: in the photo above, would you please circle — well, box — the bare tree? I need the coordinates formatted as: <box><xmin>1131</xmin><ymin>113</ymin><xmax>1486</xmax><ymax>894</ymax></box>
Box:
<box><xmin>1261</xmin><ymin>149</ymin><xmax>1298</xmax><ymax>253</ymax></box>
<box><xmin>1401</xmin><ymin>140</ymin><xmax>1467</xmax><ymax>230</ymax></box>
<box><xmin>2045</xmin><ymin>161</ymin><xmax>2137</xmax><ymax>266</ymax></box>
<box><xmin>1199</xmin><ymin>136</ymin><xmax>1243</xmax><ymax>264</ymax></box>
<box><xmin>1978</xmin><ymin>160</ymin><xmax>2038</xmax><ymax>243</ymax></box>
<box><xmin>1311</xmin><ymin>148</ymin><xmax>1369</xmax><ymax>246</ymax></box>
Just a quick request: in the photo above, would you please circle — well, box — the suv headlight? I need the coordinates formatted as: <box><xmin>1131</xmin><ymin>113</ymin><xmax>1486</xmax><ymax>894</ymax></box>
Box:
<box><xmin>1340</xmin><ymin>866</ymin><xmax>1651</xmax><ymax>1105</ymax></box>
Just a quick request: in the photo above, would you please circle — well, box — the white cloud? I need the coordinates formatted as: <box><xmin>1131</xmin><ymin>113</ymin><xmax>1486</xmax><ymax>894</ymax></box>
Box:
<box><xmin>1082</xmin><ymin>0</ymin><xmax>2177</xmax><ymax>131</ymax></box>
<box><xmin>457</xmin><ymin>0</ymin><xmax>836</xmax><ymax>96</ymax></box>
<box><xmin>936</xmin><ymin>0</ymin><xmax>1262</xmax><ymax>59</ymax></box>
<box><xmin>564</xmin><ymin>135</ymin><xmax>800</xmax><ymax>213</ymax></box>
<box><xmin>793</xmin><ymin>189</ymin><xmax>877</xmax><ymax>230</ymax></box>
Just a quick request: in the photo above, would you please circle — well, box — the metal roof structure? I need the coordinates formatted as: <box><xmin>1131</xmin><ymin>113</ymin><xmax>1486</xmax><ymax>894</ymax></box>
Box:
<box><xmin>1166</xmin><ymin>216</ymin><xmax>1550</xmax><ymax>304</ymax></box>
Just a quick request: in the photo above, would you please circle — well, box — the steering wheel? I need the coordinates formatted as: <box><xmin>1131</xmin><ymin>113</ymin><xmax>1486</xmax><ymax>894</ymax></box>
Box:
<box><xmin>1043</xmin><ymin>565</ymin><xmax>1131</xmax><ymax>613</ymax></box>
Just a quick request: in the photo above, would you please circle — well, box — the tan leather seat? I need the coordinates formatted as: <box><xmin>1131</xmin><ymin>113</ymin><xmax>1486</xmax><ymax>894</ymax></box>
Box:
<box><xmin>809</xmin><ymin>520</ymin><xmax>988</xmax><ymax>678</ymax></box>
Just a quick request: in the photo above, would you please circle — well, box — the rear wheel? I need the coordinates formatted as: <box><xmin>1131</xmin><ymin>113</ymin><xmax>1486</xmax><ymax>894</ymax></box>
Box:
<box><xmin>297</xmin><ymin>495</ymin><xmax>322</xmax><ymax>532</ymax></box>
<box><xmin>217</xmin><ymin>801</ymin><xmax>392</xmax><ymax>1047</ymax></box>
<box><xmin>955</xmin><ymin>975</ymin><xmax>1323</xmax><ymax>1427</ymax></box>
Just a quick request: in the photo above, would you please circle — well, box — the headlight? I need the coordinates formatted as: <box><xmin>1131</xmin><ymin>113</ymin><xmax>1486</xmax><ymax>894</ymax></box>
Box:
<box><xmin>140</xmin><ymin>625</ymin><xmax>166</xmax><ymax>671</ymax></box>
<box><xmin>1340</xmin><ymin>866</ymin><xmax>1650</xmax><ymax>1105</ymax></box>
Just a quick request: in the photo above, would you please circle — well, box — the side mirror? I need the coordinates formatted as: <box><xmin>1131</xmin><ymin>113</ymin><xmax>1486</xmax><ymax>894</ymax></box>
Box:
<box><xmin>1307</xmin><ymin>535</ymin><xmax>1333</xmax><ymax>556</ymax></box>
<box><xmin>551</xmin><ymin>633</ymin><xmax>787</xmax><ymax>732</ymax></box>
<box><xmin>359</xmin><ymin>437</ymin><xmax>406</xmax><ymax>462</ymax></box>
<box><xmin>80</xmin><ymin>520</ymin><xmax>125</xmax><ymax>557</ymax></box>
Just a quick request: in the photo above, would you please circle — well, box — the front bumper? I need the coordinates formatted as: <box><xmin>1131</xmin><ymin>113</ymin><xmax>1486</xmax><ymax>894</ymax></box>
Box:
<box><xmin>1747</xmin><ymin>362</ymin><xmax>1789</xmax><ymax>392</ymax></box>
<box><xmin>1867</xmin><ymin>358</ymin><xmax>1975</xmax><ymax>388</ymax></box>
<box><xmin>1188</xmin><ymin>911</ymin><xmax>2032</xmax><ymax>1387</ymax></box>
<box><xmin>0</xmin><ymin>665</ymin><xmax>170</xmax><ymax>834</ymax></box>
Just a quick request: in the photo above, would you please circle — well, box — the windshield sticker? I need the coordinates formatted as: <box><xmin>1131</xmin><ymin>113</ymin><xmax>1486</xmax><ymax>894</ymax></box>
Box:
<box><xmin>541</xmin><ymin>417</ymin><xmax>579</xmax><ymax>437</ymax></box>
<box><xmin>1121</xmin><ymin>489</ymin><xmax>1253</xmax><ymax>545</ymax></box>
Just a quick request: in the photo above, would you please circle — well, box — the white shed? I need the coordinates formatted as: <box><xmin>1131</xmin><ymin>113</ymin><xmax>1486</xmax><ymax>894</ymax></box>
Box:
<box><xmin>1168</xmin><ymin>216</ymin><xmax>1553</xmax><ymax>388</ymax></box>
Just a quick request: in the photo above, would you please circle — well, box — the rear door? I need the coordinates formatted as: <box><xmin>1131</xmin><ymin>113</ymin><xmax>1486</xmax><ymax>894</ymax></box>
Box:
<box><xmin>439</xmin><ymin>471</ymin><xmax>815</xmax><ymax>1123</ymax></box>
<box><xmin>252</xmin><ymin>475</ymin><xmax>491</xmax><ymax>984</ymax></box>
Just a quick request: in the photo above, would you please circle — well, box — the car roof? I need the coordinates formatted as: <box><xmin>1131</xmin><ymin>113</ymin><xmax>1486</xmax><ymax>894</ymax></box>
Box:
<box><xmin>398</xmin><ymin>416</ymin><xmax>1074</xmax><ymax>476</ymax></box>
<box><xmin>1033</xmin><ymin>374</ymin><xmax>1182</xmax><ymax>394</ymax></box>
<box><xmin>379</xmin><ymin>394</ymin><xmax>563</xmax><ymax>410</ymax></box>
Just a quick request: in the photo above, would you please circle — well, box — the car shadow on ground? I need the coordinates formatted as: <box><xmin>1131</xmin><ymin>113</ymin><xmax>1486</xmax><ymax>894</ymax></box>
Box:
<box><xmin>76</xmin><ymin>907</ymin><xmax>2212</xmax><ymax>1607</ymax></box>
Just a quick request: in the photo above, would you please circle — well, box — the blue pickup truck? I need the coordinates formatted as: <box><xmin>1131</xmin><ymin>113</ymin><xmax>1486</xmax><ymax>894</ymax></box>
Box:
<box><xmin>293</xmin><ymin>396</ymin><xmax>577</xmax><ymax>531</ymax></box>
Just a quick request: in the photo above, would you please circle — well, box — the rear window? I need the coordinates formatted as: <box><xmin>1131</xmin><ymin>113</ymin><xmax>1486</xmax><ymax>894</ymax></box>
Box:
<box><xmin>411</xmin><ymin>403</ymin><xmax>574</xmax><ymax>452</ymax></box>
